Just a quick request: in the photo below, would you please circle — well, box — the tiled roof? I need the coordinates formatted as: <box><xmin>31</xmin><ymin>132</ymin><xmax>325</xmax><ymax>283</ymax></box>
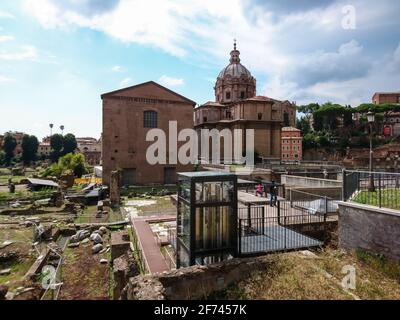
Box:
<box><xmin>282</xmin><ymin>127</ymin><xmax>300</xmax><ymax>132</ymax></box>
<box><xmin>244</xmin><ymin>95</ymin><xmax>281</xmax><ymax>103</ymax></box>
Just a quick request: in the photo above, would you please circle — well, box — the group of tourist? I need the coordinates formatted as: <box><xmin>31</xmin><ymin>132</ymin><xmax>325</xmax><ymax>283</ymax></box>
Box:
<box><xmin>255</xmin><ymin>181</ymin><xmax>278</xmax><ymax>207</ymax></box>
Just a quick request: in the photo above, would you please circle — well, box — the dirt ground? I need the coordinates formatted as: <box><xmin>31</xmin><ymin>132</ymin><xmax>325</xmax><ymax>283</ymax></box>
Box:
<box><xmin>58</xmin><ymin>242</ymin><xmax>110</xmax><ymax>300</ymax></box>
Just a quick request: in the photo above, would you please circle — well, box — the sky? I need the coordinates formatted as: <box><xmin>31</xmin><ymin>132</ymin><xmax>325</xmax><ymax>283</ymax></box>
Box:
<box><xmin>0</xmin><ymin>0</ymin><xmax>399</xmax><ymax>139</ymax></box>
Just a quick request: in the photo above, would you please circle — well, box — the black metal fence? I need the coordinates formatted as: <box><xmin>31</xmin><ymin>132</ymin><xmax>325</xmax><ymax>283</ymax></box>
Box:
<box><xmin>343</xmin><ymin>170</ymin><xmax>400</xmax><ymax>210</ymax></box>
<box><xmin>289</xmin><ymin>189</ymin><xmax>338</xmax><ymax>216</ymax></box>
<box><xmin>238</xmin><ymin>201</ymin><xmax>326</xmax><ymax>256</ymax></box>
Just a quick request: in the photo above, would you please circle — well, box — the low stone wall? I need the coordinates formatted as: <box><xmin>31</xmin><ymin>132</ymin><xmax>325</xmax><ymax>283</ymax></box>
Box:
<box><xmin>122</xmin><ymin>256</ymin><xmax>274</xmax><ymax>300</ymax></box>
<box><xmin>338</xmin><ymin>202</ymin><xmax>400</xmax><ymax>261</ymax></box>
<box><xmin>281</xmin><ymin>175</ymin><xmax>342</xmax><ymax>188</ymax></box>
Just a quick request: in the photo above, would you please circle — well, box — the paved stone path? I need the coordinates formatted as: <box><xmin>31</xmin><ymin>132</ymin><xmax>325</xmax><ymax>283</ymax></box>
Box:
<box><xmin>132</xmin><ymin>219</ymin><xmax>169</xmax><ymax>274</ymax></box>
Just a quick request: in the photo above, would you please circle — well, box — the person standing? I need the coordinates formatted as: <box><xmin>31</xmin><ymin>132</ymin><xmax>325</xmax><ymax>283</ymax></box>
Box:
<box><xmin>255</xmin><ymin>183</ymin><xmax>263</xmax><ymax>197</ymax></box>
<box><xmin>269</xmin><ymin>180</ymin><xmax>277</xmax><ymax>207</ymax></box>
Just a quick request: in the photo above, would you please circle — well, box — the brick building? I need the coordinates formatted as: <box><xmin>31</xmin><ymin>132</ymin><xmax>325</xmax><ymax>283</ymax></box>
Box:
<box><xmin>76</xmin><ymin>137</ymin><xmax>102</xmax><ymax>165</ymax></box>
<box><xmin>372</xmin><ymin>91</ymin><xmax>400</xmax><ymax>104</ymax></box>
<box><xmin>281</xmin><ymin>127</ymin><xmax>302</xmax><ymax>161</ymax></box>
<box><xmin>37</xmin><ymin>141</ymin><xmax>51</xmax><ymax>157</ymax></box>
<box><xmin>194</xmin><ymin>42</ymin><xmax>296</xmax><ymax>162</ymax></box>
<box><xmin>372</xmin><ymin>91</ymin><xmax>400</xmax><ymax>137</ymax></box>
<box><xmin>102</xmin><ymin>81</ymin><xmax>195</xmax><ymax>186</ymax></box>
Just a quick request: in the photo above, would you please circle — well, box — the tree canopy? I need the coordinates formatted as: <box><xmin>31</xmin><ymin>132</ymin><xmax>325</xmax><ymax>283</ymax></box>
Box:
<box><xmin>21</xmin><ymin>134</ymin><xmax>39</xmax><ymax>165</ymax></box>
<box><xmin>42</xmin><ymin>152</ymin><xmax>88</xmax><ymax>178</ymax></box>
<box><xmin>49</xmin><ymin>133</ymin><xmax>78</xmax><ymax>162</ymax></box>
<box><xmin>3</xmin><ymin>134</ymin><xmax>17</xmax><ymax>165</ymax></box>
<box><xmin>62</xmin><ymin>133</ymin><xmax>78</xmax><ymax>155</ymax></box>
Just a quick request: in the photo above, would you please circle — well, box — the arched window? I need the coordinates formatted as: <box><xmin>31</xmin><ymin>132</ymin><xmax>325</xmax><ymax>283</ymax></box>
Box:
<box><xmin>143</xmin><ymin>111</ymin><xmax>158</xmax><ymax>128</ymax></box>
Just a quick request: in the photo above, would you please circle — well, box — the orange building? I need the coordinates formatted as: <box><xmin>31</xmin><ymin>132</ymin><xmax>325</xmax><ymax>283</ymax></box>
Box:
<box><xmin>372</xmin><ymin>91</ymin><xmax>400</xmax><ymax>104</ymax></box>
<box><xmin>281</xmin><ymin>127</ymin><xmax>302</xmax><ymax>161</ymax></box>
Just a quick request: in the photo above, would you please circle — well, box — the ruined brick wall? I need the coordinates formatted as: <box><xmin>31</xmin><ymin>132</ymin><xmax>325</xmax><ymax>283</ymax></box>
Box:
<box><xmin>338</xmin><ymin>202</ymin><xmax>400</xmax><ymax>261</ymax></box>
<box><xmin>122</xmin><ymin>256</ymin><xmax>274</xmax><ymax>300</ymax></box>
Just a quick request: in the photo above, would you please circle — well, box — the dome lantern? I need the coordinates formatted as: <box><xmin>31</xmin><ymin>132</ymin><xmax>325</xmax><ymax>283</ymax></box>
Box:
<box><xmin>215</xmin><ymin>40</ymin><xmax>256</xmax><ymax>104</ymax></box>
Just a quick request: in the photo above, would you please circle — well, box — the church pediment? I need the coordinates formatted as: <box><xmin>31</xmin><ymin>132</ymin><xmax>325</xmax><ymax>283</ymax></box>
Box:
<box><xmin>101</xmin><ymin>81</ymin><xmax>195</xmax><ymax>105</ymax></box>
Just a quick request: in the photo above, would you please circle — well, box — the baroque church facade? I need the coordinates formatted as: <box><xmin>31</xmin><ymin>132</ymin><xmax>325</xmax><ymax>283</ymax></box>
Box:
<box><xmin>194</xmin><ymin>42</ymin><xmax>296</xmax><ymax>162</ymax></box>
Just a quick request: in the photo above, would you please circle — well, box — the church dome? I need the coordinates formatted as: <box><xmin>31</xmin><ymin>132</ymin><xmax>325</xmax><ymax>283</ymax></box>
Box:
<box><xmin>217</xmin><ymin>41</ymin><xmax>253</xmax><ymax>80</ymax></box>
<box><xmin>218</xmin><ymin>63</ymin><xmax>252</xmax><ymax>79</ymax></box>
<box><xmin>215</xmin><ymin>40</ymin><xmax>256</xmax><ymax>104</ymax></box>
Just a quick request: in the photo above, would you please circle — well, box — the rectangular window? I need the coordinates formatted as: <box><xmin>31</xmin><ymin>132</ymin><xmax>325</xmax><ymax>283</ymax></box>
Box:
<box><xmin>143</xmin><ymin>111</ymin><xmax>158</xmax><ymax>128</ymax></box>
<box><xmin>240</xmin><ymin>91</ymin><xmax>245</xmax><ymax>99</ymax></box>
<box><xmin>226</xmin><ymin>92</ymin><xmax>231</xmax><ymax>100</ymax></box>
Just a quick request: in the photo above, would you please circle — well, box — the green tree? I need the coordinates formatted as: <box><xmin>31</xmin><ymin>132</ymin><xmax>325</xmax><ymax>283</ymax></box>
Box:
<box><xmin>303</xmin><ymin>133</ymin><xmax>318</xmax><ymax>150</ymax></box>
<box><xmin>3</xmin><ymin>134</ymin><xmax>17</xmax><ymax>165</ymax></box>
<box><xmin>71</xmin><ymin>153</ymin><xmax>86</xmax><ymax>177</ymax></box>
<box><xmin>42</xmin><ymin>152</ymin><xmax>87</xmax><ymax>178</ymax></box>
<box><xmin>298</xmin><ymin>103</ymin><xmax>320</xmax><ymax>116</ymax></box>
<box><xmin>50</xmin><ymin>134</ymin><xmax>64</xmax><ymax>162</ymax></box>
<box><xmin>21</xmin><ymin>134</ymin><xmax>39</xmax><ymax>165</ymax></box>
<box><xmin>296</xmin><ymin>117</ymin><xmax>311</xmax><ymax>135</ymax></box>
<box><xmin>62</xmin><ymin>133</ymin><xmax>77</xmax><ymax>155</ymax></box>
<box><xmin>0</xmin><ymin>151</ymin><xmax>5</xmax><ymax>166</ymax></box>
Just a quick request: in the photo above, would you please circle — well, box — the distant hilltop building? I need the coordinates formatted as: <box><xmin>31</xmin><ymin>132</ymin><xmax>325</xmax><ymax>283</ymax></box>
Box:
<box><xmin>37</xmin><ymin>140</ymin><xmax>51</xmax><ymax>157</ymax></box>
<box><xmin>372</xmin><ymin>91</ymin><xmax>400</xmax><ymax>137</ymax></box>
<box><xmin>281</xmin><ymin>127</ymin><xmax>302</xmax><ymax>162</ymax></box>
<box><xmin>372</xmin><ymin>91</ymin><xmax>400</xmax><ymax>104</ymax></box>
<box><xmin>76</xmin><ymin>136</ymin><xmax>102</xmax><ymax>165</ymax></box>
<box><xmin>194</xmin><ymin>41</ymin><xmax>296</xmax><ymax>162</ymax></box>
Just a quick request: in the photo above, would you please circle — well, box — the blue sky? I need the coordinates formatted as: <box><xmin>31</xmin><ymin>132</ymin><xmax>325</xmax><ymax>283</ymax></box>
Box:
<box><xmin>0</xmin><ymin>0</ymin><xmax>399</xmax><ymax>139</ymax></box>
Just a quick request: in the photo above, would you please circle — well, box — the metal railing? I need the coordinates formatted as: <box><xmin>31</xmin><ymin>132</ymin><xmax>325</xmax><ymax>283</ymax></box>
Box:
<box><xmin>238</xmin><ymin>201</ymin><xmax>326</xmax><ymax>255</ymax></box>
<box><xmin>343</xmin><ymin>169</ymin><xmax>400</xmax><ymax>210</ymax></box>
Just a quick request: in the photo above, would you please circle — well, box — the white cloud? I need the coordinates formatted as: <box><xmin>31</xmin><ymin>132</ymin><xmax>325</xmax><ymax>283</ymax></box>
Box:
<box><xmin>0</xmin><ymin>45</ymin><xmax>38</xmax><ymax>61</ymax></box>
<box><xmin>23</xmin><ymin>0</ymin><xmax>400</xmax><ymax>104</ymax></box>
<box><xmin>120</xmin><ymin>77</ymin><xmax>131</xmax><ymax>87</ymax></box>
<box><xmin>111</xmin><ymin>65</ymin><xmax>123</xmax><ymax>72</ymax></box>
<box><xmin>0</xmin><ymin>35</ymin><xmax>14</xmax><ymax>42</ymax></box>
<box><xmin>0</xmin><ymin>75</ymin><xmax>15</xmax><ymax>83</ymax></box>
<box><xmin>0</xmin><ymin>11</ymin><xmax>15</xmax><ymax>19</ymax></box>
<box><xmin>158</xmin><ymin>75</ymin><xmax>184</xmax><ymax>87</ymax></box>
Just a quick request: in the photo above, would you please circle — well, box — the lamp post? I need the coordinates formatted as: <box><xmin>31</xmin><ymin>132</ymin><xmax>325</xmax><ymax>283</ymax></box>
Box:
<box><xmin>60</xmin><ymin>125</ymin><xmax>65</xmax><ymax>136</ymax></box>
<box><xmin>49</xmin><ymin>123</ymin><xmax>53</xmax><ymax>137</ymax></box>
<box><xmin>367</xmin><ymin>111</ymin><xmax>375</xmax><ymax>192</ymax></box>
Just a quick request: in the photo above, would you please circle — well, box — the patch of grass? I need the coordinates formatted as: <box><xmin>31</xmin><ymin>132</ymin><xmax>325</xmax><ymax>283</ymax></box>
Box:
<box><xmin>0</xmin><ymin>174</ymin><xmax>27</xmax><ymax>185</ymax></box>
<box><xmin>123</xmin><ymin>196</ymin><xmax>175</xmax><ymax>216</ymax></box>
<box><xmin>108</xmin><ymin>207</ymin><xmax>122</xmax><ymax>223</ymax></box>
<box><xmin>121</xmin><ymin>185</ymin><xmax>177</xmax><ymax>197</ymax></box>
<box><xmin>353</xmin><ymin>188</ymin><xmax>400</xmax><ymax>210</ymax></box>
<box><xmin>212</xmin><ymin>249</ymin><xmax>400</xmax><ymax>300</ymax></box>
<box><xmin>355</xmin><ymin>249</ymin><xmax>400</xmax><ymax>281</ymax></box>
<box><xmin>0</xmin><ymin>190</ymin><xmax>54</xmax><ymax>206</ymax></box>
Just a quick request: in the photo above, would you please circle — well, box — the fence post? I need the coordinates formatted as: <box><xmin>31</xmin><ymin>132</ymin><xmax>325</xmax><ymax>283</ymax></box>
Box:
<box><xmin>238</xmin><ymin>220</ymin><xmax>242</xmax><ymax>256</ymax></box>
<box><xmin>277</xmin><ymin>200</ymin><xmax>281</xmax><ymax>225</ymax></box>
<box><xmin>378</xmin><ymin>174</ymin><xmax>382</xmax><ymax>208</ymax></box>
<box><xmin>342</xmin><ymin>169</ymin><xmax>347</xmax><ymax>201</ymax></box>
<box><xmin>324</xmin><ymin>196</ymin><xmax>328</xmax><ymax>223</ymax></box>
<box><xmin>290</xmin><ymin>189</ymin><xmax>293</xmax><ymax>207</ymax></box>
